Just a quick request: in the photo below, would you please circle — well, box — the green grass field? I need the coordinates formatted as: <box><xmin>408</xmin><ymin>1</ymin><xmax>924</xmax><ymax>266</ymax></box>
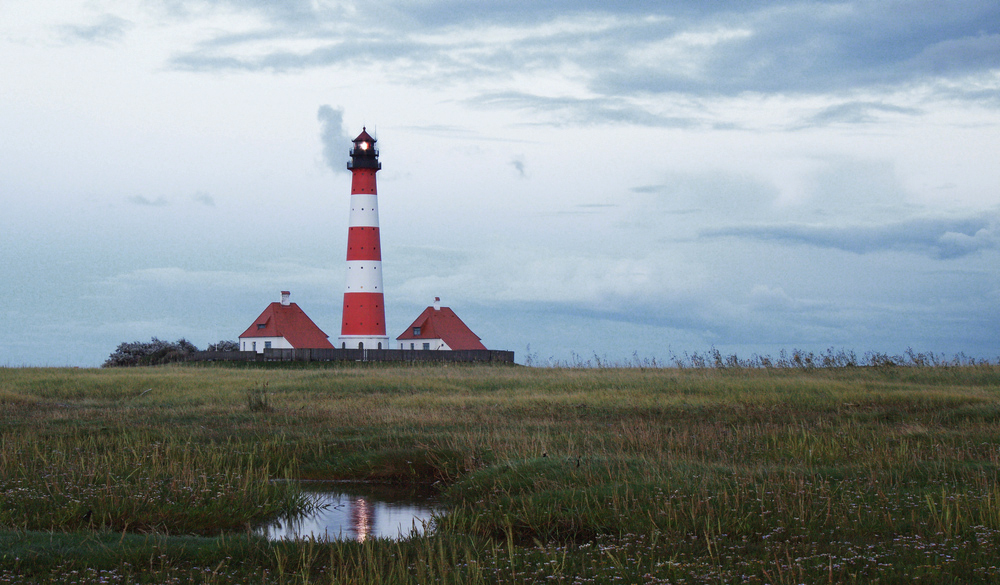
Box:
<box><xmin>1</xmin><ymin>362</ymin><xmax>999</xmax><ymax>583</ymax></box>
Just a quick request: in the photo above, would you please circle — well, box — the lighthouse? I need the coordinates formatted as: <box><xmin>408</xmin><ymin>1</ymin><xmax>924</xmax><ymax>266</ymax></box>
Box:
<box><xmin>338</xmin><ymin>128</ymin><xmax>390</xmax><ymax>350</ymax></box>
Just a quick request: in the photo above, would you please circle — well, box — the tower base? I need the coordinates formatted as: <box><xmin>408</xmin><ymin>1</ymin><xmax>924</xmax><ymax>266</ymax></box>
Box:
<box><xmin>337</xmin><ymin>335</ymin><xmax>390</xmax><ymax>350</ymax></box>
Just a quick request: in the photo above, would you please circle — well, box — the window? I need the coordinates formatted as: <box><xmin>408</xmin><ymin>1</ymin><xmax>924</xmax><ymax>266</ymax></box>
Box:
<box><xmin>264</xmin><ymin>341</ymin><xmax>272</xmax><ymax>349</ymax></box>
<box><xmin>377</xmin><ymin>342</ymin><xmax>382</xmax><ymax>349</ymax></box>
<box><xmin>257</xmin><ymin>323</ymin><xmax>265</xmax><ymax>330</ymax></box>
<box><xmin>410</xmin><ymin>343</ymin><xmax>414</xmax><ymax>350</ymax></box>
<box><xmin>252</xmin><ymin>341</ymin><xmax>256</xmax><ymax>351</ymax></box>
<box><xmin>413</xmin><ymin>327</ymin><xmax>421</xmax><ymax>335</ymax></box>
<box><xmin>423</xmin><ymin>343</ymin><xmax>431</xmax><ymax>350</ymax></box>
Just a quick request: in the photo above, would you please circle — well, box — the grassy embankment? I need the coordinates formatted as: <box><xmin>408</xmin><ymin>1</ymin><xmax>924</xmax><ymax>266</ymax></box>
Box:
<box><xmin>1</xmin><ymin>363</ymin><xmax>999</xmax><ymax>583</ymax></box>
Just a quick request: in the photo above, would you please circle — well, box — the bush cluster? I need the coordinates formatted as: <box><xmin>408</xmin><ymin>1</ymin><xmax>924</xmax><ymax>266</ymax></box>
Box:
<box><xmin>102</xmin><ymin>338</ymin><xmax>237</xmax><ymax>367</ymax></box>
<box><xmin>206</xmin><ymin>340</ymin><xmax>239</xmax><ymax>352</ymax></box>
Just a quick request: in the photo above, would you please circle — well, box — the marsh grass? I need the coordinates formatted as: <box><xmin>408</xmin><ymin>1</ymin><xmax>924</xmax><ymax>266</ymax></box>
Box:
<box><xmin>0</xmin><ymin>363</ymin><xmax>999</xmax><ymax>582</ymax></box>
<box><xmin>0</xmin><ymin>431</ymin><xmax>307</xmax><ymax>535</ymax></box>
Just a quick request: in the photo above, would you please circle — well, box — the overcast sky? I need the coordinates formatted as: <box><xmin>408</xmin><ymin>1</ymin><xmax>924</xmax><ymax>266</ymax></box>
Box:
<box><xmin>2</xmin><ymin>0</ymin><xmax>998</xmax><ymax>366</ymax></box>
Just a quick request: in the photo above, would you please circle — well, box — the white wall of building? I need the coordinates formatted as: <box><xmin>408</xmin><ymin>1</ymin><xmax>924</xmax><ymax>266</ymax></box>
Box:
<box><xmin>239</xmin><ymin>336</ymin><xmax>294</xmax><ymax>353</ymax></box>
<box><xmin>398</xmin><ymin>338</ymin><xmax>450</xmax><ymax>350</ymax></box>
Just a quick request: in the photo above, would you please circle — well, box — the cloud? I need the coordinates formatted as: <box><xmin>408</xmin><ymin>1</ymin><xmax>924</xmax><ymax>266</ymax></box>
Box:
<box><xmin>509</xmin><ymin>157</ymin><xmax>525</xmax><ymax>177</ymax></box>
<box><xmin>170</xmin><ymin>30</ymin><xmax>432</xmax><ymax>73</ymax></box>
<box><xmin>796</xmin><ymin>101</ymin><xmax>923</xmax><ymax>128</ymax></box>
<box><xmin>162</xmin><ymin>1</ymin><xmax>1000</xmax><ymax>119</ymax></box>
<box><xmin>629</xmin><ymin>171</ymin><xmax>781</xmax><ymax>223</ymax></box>
<box><xmin>106</xmin><ymin>267</ymin><xmax>237</xmax><ymax>288</ymax></box>
<box><xmin>592</xmin><ymin>2</ymin><xmax>1000</xmax><ymax>97</ymax></box>
<box><xmin>472</xmin><ymin>92</ymin><xmax>702</xmax><ymax>127</ymax></box>
<box><xmin>104</xmin><ymin>263</ymin><xmax>339</xmax><ymax>290</ymax></box>
<box><xmin>702</xmin><ymin>212</ymin><xmax>999</xmax><ymax>259</ymax></box>
<box><xmin>933</xmin><ymin>75</ymin><xmax>1000</xmax><ymax>107</ymax></box>
<box><xmin>907</xmin><ymin>31</ymin><xmax>1000</xmax><ymax>76</ymax></box>
<box><xmin>192</xmin><ymin>192</ymin><xmax>215</xmax><ymax>206</ymax></box>
<box><xmin>317</xmin><ymin>105</ymin><xmax>352</xmax><ymax>174</ymax></box>
<box><xmin>59</xmin><ymin>14</ymin><xmax>131</xmax><ymax>44</ymax></box>
<box><xmin>748</xmin><ymin>284</ymin><xmax>797</xmax><ymax>311</ymax></box>
<box><xmin>128</xmin><ymin>195</ymin><xmax>169</xmax><ymax>207</ymax></box>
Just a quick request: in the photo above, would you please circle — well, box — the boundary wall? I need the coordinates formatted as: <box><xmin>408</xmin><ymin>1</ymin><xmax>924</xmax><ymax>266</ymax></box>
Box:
<box><xmin>186</xmin><ymin>348</ymin><xmax>515</xmax><ymax>364</ymax></box>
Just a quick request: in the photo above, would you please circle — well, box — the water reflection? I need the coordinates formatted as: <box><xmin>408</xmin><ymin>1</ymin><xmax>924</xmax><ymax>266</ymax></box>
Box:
<box><xmin>257</xmin><ymin>481</ymin><xmax>441</xmax><ymax>542</ymax></box>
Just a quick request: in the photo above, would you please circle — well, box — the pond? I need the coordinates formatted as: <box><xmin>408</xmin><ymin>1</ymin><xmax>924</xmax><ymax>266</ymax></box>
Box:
<box><xmin>257</xmin><ymin>481</ymin><xmax>443</xmax><ymax>542</ymax></box>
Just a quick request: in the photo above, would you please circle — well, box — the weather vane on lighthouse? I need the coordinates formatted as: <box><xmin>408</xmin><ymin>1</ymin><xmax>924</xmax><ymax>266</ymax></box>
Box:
<box><xmin>338</xmin><ymin>127</ymin><xmax>390</xmax><ymax>350</ymax></box>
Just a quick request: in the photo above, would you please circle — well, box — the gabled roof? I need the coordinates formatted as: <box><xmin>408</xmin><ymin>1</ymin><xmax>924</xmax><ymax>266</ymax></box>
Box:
<box><xmin>239</xmin><ymin>302</ymin><xmax>334</xmax><ymax>349</ymax></box>
<box><xmin>353</xmin><ymin>127</ymin><xmax>376</xmax><ymax>144</ymax></box>
<box><xmin>396</xmin><ymin>305</ymin><xmax>486</xmax><ymax>350</ymax></box>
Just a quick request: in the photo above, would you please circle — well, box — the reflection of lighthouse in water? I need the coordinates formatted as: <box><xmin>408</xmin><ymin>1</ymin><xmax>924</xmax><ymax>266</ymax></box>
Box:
<box><xmin>349</xmin><ymin>496</ymin><xmax>374</xmax><ymax>541</ymax></box>
<box><xmin>255</xmin><ymin>486</ymin><xmax>438</xmax><ymax>541</ymax></box>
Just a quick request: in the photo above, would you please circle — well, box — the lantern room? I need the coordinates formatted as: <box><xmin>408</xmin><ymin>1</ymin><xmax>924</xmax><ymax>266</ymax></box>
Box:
<box><xmin>347</xmin><ymin>127</ymin><xmax>381</xmax><ymax>170</ymax></box>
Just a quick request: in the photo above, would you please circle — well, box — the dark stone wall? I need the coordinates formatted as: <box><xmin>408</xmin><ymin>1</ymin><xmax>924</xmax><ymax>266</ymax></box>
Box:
<box><xmin>187</xmin><ymin>348</ymin><xmax>515</xmax><ymax>364</ymax></box>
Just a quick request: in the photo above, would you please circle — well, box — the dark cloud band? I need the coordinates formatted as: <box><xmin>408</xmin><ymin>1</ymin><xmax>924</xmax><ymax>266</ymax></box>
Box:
<box><xmin>702</xmin><ymin>212</ymin><xmax>999</xmax><ymax>259</ymax></box>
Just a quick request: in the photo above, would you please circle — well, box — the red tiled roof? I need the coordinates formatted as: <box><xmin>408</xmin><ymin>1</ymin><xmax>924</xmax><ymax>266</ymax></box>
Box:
<box><xmin>239</xmin><ymin>302</ymin><xmax>334</xmax><ymax>349</ymax></box>
<box><xmin>396</xmin><ymin>306</ymin><xmax>486</xmax><ymax>350</ymax></box>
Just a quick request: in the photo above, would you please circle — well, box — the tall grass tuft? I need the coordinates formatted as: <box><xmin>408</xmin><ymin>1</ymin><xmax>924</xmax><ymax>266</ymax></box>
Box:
<box><xmin>246</xmin><ymin>379</ymin><xmax>271</xmax><ymax>413</ymax></box>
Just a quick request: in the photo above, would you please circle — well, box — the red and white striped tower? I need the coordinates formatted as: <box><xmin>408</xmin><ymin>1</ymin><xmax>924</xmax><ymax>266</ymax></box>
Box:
<box><xmin>338</xmin><ymin>127</ymin><xmax>389</xmax><ymax>350</ymax></box>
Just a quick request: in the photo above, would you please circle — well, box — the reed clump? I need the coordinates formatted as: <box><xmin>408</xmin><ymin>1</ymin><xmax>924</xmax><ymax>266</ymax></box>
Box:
<box><xmin>246</xmin><ymin>379</ymin><xmax>271</xmax><ymax>412</ymax></box>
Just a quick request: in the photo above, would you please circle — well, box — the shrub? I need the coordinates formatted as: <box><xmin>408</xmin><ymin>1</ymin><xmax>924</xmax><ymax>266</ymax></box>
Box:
<box><xmin>207</xmin><ymin>340</ymin><xmax>239</xmax><ymax>352</ymax></box>
<box><xmin>102</xmin><ymin>337</ymin><xmax>200</xmax><ymax>367</ymax></box>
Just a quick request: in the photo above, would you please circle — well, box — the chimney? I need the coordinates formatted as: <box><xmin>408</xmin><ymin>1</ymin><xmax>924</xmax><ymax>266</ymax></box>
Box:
<box><xmin>280</xmin><ymin>291</ymin><xmax>291</xmax><ymax>306</ymax></box>
<box><xmin>433</xmin><ymin>296</ymin><xmax>441</xmax><ymax>311</ymax></box>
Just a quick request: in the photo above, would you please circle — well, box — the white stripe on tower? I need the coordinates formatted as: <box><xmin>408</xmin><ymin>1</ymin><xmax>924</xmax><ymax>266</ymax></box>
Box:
<box><xmin>349</xmin><ymin>194</ymin><xmax>379</xmax><ymax>226</ymax></box>
<box><xmin>344</xmin><ymin>260</ymin><xmax>383</xmax><ymax>292</ymax></box>
<box><xmin>338</xmin><ymin>127</ymin><xmax>389</xmax><ymax>350</ymax></box>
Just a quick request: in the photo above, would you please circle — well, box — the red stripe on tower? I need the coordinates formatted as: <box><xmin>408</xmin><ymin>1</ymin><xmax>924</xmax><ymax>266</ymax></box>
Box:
<box><xmin>338</xmin><ymin>127</ymin><xmax>390</xmax><ymax>350</ymax></box>
<box><xmin>346</xmin><ymin>227</ymin><xmax>381</xmax><ymax>261</ymax></box>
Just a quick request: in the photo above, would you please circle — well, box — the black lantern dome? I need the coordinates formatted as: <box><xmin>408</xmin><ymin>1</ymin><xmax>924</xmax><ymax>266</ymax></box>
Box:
<box><xmin>347</xmin><ymin>127</ymin><xmax>381</xmax><ymax>170</ymax></box>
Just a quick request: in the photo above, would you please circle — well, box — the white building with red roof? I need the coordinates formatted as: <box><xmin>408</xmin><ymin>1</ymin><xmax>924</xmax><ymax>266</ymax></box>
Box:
<box><xmin>239</xmin><ymin>291</ymin><xmax>335</xmax><ymax>353</ymax></box>
<box><xmin>396</xmin><ymin>297</ymin><xmax>487</xmax><ymax>351</ymax></box>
